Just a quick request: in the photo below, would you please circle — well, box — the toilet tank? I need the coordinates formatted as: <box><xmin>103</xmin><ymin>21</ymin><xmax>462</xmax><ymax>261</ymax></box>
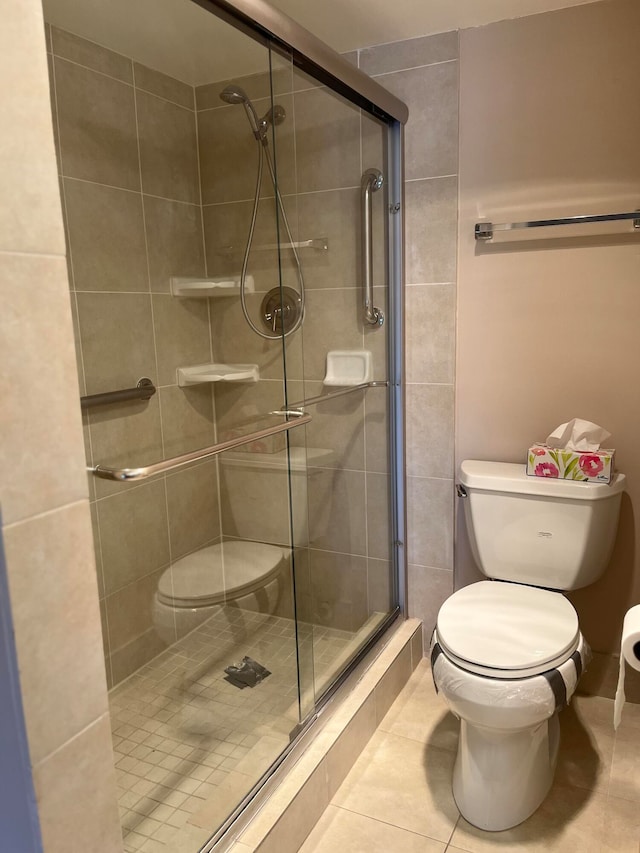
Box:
<box><xmin>459</xmin><ymin>461</ymin><xmax>625</xmax><ymax>590</ymax></box>
<box><xmin>220</xmin><ymin>446</ymin><xmax>333</xmax><ymax>547</ymax></box>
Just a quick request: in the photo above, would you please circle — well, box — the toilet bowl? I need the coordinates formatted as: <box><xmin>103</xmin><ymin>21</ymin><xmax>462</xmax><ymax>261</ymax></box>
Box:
<box><xmin>432</xmin><ymin>460</ymin><xmax>625</xmax><ymax>831</ymax></box>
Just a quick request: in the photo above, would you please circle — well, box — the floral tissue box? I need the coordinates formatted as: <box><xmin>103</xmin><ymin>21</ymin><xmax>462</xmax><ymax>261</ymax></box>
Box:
<box><xmin>526</xmin><ymin>444</ymin><xmax>615</xmax><ymax>483</ymax></box>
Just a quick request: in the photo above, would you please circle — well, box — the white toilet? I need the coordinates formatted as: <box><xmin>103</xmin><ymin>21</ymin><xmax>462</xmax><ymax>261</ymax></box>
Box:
<box><xmin>431</xmin><ymin>460</ymin><xmax>625</xmax><ymax>831</ymax></box>
<box><xmin>153</xmin><ymin>446</ymin><xmax>331</xmax><ymax>643</ymax></box>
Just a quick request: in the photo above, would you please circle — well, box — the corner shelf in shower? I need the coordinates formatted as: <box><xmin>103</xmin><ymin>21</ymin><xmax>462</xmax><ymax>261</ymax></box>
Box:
<box><xmin>177</xmin><ymin>363</ymin><xmax>260</xmax><ymax>386</ymax></box>
<box><xmin>170</xmin><ymin>275</ymin><xmax>255</xmax><ymax>298</ymax></box>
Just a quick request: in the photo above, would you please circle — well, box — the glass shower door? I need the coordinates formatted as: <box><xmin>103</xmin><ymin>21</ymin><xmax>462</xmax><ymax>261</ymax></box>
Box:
<box><xmin>272</xmin><ymin>58</ymin><xmax>396</xmax><ymax>703</ymax></box>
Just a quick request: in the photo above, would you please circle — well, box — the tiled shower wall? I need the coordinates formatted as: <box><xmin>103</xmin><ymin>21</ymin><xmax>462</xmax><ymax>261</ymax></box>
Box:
<box><xmin>46</xmin><ymin>25</ymin><xmax>222</xmax><ymax>686</ymax></box>
<box><xmin>356</xmin><ymin>32</ymin><xmax>459</xmax><ymax>644</ymax></box>
<box><xmin>195</xmin><ymin>62</ymin><xmax>394</xmax><ymax>634</ymax></box>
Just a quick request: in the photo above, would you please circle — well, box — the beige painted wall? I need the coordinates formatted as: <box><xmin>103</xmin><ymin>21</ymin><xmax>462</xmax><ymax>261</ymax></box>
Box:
<box><xmin>456</xmin><ymin>0</ymin><xmax>640</xmax><ymax>656</ymax></box>
<box><xmin>0</xmin><ymin>3</ymin><xmax>121</xmax><ymax>851</ymax></box>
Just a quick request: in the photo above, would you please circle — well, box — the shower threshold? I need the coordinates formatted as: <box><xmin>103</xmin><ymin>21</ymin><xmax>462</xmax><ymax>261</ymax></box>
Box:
<box><xmin>109</xmin><ymin>607</ymin><xmax>383</xmax><ymax>852</ymax></box>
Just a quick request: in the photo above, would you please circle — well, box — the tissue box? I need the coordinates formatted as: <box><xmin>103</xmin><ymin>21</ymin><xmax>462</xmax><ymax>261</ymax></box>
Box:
<box><xmin>526</xmin><ymin>444</ymin><xmax>615</xmax><ymax>483</ymax></box>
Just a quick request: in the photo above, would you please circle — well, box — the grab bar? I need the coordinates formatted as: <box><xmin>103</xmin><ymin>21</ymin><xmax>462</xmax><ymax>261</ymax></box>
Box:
<box><xmin>90</xmin><ymin>410</ymin><xmax>311</xmax><ymax>481</ymax></box>
<box><xmin>80</xmin><ymin>377</ymin><xmax>156</xmax><ymax>411</ymax></box>
<box><xmin>361</xmin><ymin>169</ymin><xmax>385</xmax><ymax>327</ymax></box>
<box><xmin>284</xmin><ymin>380</ymin><xmax>388</xmax><ymax>412</ymax></box>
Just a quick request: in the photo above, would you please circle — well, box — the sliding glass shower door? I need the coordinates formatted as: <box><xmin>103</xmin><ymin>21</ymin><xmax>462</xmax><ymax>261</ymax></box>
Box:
<box><xmin>44</xmin><ymin>0</ymin><xmax>401</xmax><ymax>846</ymax></box>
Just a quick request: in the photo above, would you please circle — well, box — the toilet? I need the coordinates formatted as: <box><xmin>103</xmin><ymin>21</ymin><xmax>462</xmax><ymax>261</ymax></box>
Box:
<box><xmin>431</xmin><ymin>460</ymin><xmax>625</xmax><ymax>831</ymax></box>
<box><xmin>153</xmin><ymin>446</ymin><xmax>332</xmax><ymax>643</ymax></box>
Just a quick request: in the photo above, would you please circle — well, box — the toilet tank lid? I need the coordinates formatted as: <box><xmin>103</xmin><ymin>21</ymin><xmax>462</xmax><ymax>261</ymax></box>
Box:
<box><xmin>459</xmin><ymin>460</ymin><xmax>625</xmax><ymax>499</ymax></box>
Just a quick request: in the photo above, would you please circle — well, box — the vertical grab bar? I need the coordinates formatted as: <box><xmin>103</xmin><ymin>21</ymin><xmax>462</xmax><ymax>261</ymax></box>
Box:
<box><xmin>361</xmin><ymin>168</ymin><xmax>385</xmax><ymax>327</ymax></box>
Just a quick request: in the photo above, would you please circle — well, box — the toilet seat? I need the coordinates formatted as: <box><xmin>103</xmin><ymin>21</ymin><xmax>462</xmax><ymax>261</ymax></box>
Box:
<box><xmin>157</xmin><ymin>540</ymin><xmax>287</xmax><ymax>608</ymax></box>
<box><xmin>436</xmin><ymin>581</ymin><xmax>580</xmax><ymax>678</ymax></box>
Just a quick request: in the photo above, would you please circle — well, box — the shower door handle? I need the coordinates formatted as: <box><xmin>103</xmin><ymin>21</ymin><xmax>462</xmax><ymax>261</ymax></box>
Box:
<box><xmin>361</xmin><ymin>168</ymin><xmax>385</xmax><ymax>327</ymax></box>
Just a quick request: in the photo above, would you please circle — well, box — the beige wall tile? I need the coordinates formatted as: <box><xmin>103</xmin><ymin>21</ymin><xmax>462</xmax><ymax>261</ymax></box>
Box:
<box><xmin>406</xmin><ymin>176</ymin><xmax>457</xmax><ymax>284</ymax></box>
<box><xmin>360</xmin><ymin>30</ymin><xmax>458</xmax><ymax>75</ymax></box>
<box><xmin>151</xmin><ymin>294</ymin><xmax>212</xmax><ymax>386</ymax></box>
<box><xmin>76</xmin><ymin>292</ymin><xmax>156</xmax><ymax>394</ymax></box>
<box><xmin>134</xmin><ymin>62</ymin><xmax>194</xmax><ymax>109</ymax></box>
<box><xmin>295</xmin><ymin>189</ymin><xmax>359</xmax><ymax>289</ymax></box>
<box><xmin>0</xmin><ymin>5</ymin><xmax>65</xmax><ymax>255</ymax></box>
<box><xmin>308</xmin><ymin>468</ymin><xmax>367</xmax><ymax>556</ymax></box>
<box><xmin>196</xmin><ymin>68</ymin><xmax>272</xmax><ymax>110</ymax></box>
<box><xmin>198</xmin><ymin>106</ymin><xmax>261</xmax><ymax>204</ymax></box>
<box><xmin>88</xmin><ymin>395</ymin><xmax>164</xmax><ymax>499</ymax></box>
<box><xmin>366</xmin><ymin>473</ymin><xmax>392</xmax><ymax>562</ymax></box>
<box><xmin>4</xmin><ymin>502</ymin><xmax>108</xmax><ymax>765</ymax></box>
<box><xmin>33</xmin><ymin>714</ymin><xmax>122</xmax><ymax>853</ymax></box>
<box><xmin>406</xmin><ymin>383</ymin><xmax>454</xmax><ymax>479</ymax></box>
<box><xmin>408</xmin><ymin>565</ymin><xmax>453</xmax><ymax>644</ymax></box>
<box><xmin>406</xmin><ymin>285</ymin><xmax>456</xmax><ymax>384</ymax></box>
<box><xmin>364</xmin><ymin>388</ymin><xmax>390</xmax><ymax>474</ymax></box>
<box><xmin>303</xmin><ymin>382</ymin><xmax>365</xmax><ymax>471</ymax></box>
<box><xmin>377</xmin><ymin>61</ymin><xmax>458</xmax><ymax>181</ymax></box>
<box><xmin>64</xmin><ymin>178</ymin><xmax>148</xmax><ymax>292</ymax></box>
<box><xmin>109</xmin><ymin>627</ymin><xmax>168</xmax><ymax>686</ymax></box>
<box><xmin>293</xmin><ymin>87</ymin><xmax>360</xmax><ymax>193</ymax></box>
<box><xmin>166</xmin><ymin>460</ymin><xmax>220</xmax><ymax>559</ymax></box>
<box><xmin>51</xmin><ymin>27</ymin><xmax>132</xmax><ymax>83</ymax></box>
<box><xmin>308</xmin><ymin>549</ymin><xmax>368</xmax><ymax>632</ymax></box>
<box><xmin>105</xmin><ymin>567</ymin><xmax>166</xmax><ymax>654</ymax></box>
<box><xmin>367</xmin><ymin>557</ymin><xmax>393</xmax><ymax>615</ymax></box>
<box><xmin>407</xmin><ymin>476</ymin><xmax>454</xmax><ymax>569</ymax></box>
<box><xmin>54</xmin><ymin>57</ymin><xmax>139</xmax><ymax>189</ymax></box>
<box><xmin>0</xmin><ymin>254</ymin><xmax>87</xmax><ymax>525</ymax></box>
<box><xmin>97</xmin><ymin>479</ymin><xmax>170</xmax><ymax>595</ymax></box>
<box><xmin>136</xmin><ymin>90</ymin><xmax>199</xmax><ymax>203</ymax></box>
<box><xmin>143</xmin><ymin>196</ymin><xmax>205</xmax><ymax>293</ymax></box>
<box><xmin>302</xmin><ymin>288</ymin><xmax>363</xmax><ymax>381</ymax></box>
<box><xmin>158</xmin><ymin>385</ymin><xmax>215</xmax><ymax>457</ymax></box>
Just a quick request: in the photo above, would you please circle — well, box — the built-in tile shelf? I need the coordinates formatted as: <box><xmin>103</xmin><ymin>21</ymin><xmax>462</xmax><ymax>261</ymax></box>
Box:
<box><xmin>170</xmin><ymin>275</ymin><xmax>254</xmax><ymax>297</ymax></box>
<box><xmin>177</xmin><ymin>363</ymin><xmax>259</xmax><ymax>386</ymax></box>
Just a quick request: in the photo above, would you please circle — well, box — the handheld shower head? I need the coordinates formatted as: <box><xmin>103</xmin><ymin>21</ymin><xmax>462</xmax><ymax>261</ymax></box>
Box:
<box><xmin>219</xmin><ymin>84</ymin><xmax>249</xmax><ymax>105</ymax></box>
<box><xmin>219</xmin><ymin>84</ymin><xmax>261</xmax><ymax>136</ymax></box>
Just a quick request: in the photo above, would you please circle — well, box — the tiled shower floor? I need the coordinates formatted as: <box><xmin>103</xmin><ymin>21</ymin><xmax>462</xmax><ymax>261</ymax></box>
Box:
<box><xmin>109</xmin><ymin>607</ymin><xmax>358</xmax><ymax>852</ymax></box>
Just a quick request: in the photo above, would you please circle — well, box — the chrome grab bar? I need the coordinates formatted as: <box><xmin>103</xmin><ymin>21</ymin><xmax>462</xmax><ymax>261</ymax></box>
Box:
<box><xmin>284</xmin><ymin>380</ymin><xmax>388</xmax><ymax>412</ymax></box>
<box><xmin>80</xmin><ymin>377</ymin><xmax>155</xmax><ymax>411</ymax></box>
<box><xmin>89</xmin><ymin>410</ymin><xmax>311</xmax><ymax>482</ymax></box>
<box><xmin>361</xmin><ymin>169</ymin><xmax>385</xmax><ymax>327</ymax></box>
<box><xmin>475</xmin><ymin>209</ymin><xmax>640</xmax><ymax>240</ymax></box>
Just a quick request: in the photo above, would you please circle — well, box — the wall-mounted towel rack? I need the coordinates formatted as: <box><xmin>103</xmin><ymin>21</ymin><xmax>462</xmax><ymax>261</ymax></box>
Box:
<box><xmin>80</xmin><ymin>378</ymin><xmax>156</xmax><ymax>411</ymax></box>
<box><xmin>475</xmin><ymin>209</ymin><xmax>640</xmax><ymax>241</ymax></box>
<box><xmin>217</xmin><ymin>238</ymin><xmax>328</xmax><ymax>254</ymax></box>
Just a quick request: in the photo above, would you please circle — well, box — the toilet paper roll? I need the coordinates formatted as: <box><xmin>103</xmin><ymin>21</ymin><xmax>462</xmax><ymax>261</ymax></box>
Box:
<box><xmin>614</xmin><ymin>605</ymin><xmax>640</xmax><ymax>729</ymax></box>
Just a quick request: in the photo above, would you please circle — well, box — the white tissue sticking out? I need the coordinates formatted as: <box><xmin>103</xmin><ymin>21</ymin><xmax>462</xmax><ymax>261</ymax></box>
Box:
<box><xmin>545</xmin><ymin>418</ymin><xmax>611</xmax><ymax>452</ymax></box>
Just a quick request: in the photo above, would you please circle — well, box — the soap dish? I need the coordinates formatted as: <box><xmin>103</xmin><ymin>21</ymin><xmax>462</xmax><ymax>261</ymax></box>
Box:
<box><xmin>324</xmin><ymin>350</ymin><xmax>372</xmax><ymax>386</ymax></box>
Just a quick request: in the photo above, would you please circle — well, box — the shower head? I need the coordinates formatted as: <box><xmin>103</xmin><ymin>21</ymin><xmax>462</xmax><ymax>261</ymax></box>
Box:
<box><xmin>219</xmin><ymin>83</ymin><xmax>286</xmax><ymax>141</ymax></box>
<box><xmin>219</xmin><ymin>84</ymin><xmax>250</xmax><ymax>105</ymax></box>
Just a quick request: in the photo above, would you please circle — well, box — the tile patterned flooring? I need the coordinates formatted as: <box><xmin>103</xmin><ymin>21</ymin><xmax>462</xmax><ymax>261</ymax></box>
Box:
<box><xmin>109</xmin><ymin>607</ymin><xmax>355</xmax><ymax>852</ymax></box>
<box><xmin>300</xmin><ymin>659</ymin><xmax>640</xmax><ymax>853</ymax></box>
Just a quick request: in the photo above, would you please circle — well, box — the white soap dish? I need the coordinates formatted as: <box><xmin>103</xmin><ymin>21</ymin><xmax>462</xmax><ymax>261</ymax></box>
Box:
<box><xmin>177</xmin><ymin>363</ymin><xmax>259</xmax><ymax>386</ymax></box>
<box><xmin>324</xmin><ymin>350</ymin><xmax>372</xmax><ymax>386</ymax></box>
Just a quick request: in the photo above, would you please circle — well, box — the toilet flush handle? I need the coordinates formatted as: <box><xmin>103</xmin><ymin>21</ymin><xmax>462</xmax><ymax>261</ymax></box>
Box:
<box><xmin>456</xmin><ymin>484</ymin><xmax>468</xmax><ymax>498</ymax></box>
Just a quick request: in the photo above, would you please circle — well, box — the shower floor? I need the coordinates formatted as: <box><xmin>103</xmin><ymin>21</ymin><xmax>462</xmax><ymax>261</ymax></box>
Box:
<box><xmin>109</xmin><ymin>607</ymin><xmax>368</xmax><ymax>853</ymax></box>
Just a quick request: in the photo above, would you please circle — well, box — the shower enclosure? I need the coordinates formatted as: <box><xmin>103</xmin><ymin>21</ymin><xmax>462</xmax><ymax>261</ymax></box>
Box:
<box><xmin>43</xmin><ymin>0</ymin><xmax>406</xmax><ymax>847</ymax></box>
